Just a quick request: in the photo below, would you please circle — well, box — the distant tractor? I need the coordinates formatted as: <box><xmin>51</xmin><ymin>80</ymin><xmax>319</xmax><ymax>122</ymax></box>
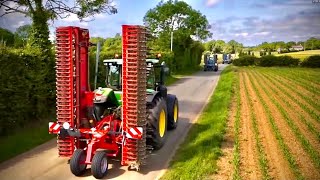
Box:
<box><xmin>204</xmin><ymin>53</ymin><xmax>218</xmax><ymax>71</ymax></box>
<box><xmin>49</xmin><ymin>25</ymin><xmax>179</xmax><ymax>179</ymax></box>
<box><xmin>222</xmin><ymin>54</ymin><xmax>232</xmax><ymax>64</ymax></box>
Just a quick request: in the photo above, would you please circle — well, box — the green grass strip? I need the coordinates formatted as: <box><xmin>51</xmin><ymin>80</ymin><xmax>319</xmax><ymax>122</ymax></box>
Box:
<box><xmin>250</xmin><ymin>69</ymin><xmax>320</xmax><ymax>170</ymax></box>
<box><xmin>161</xmin><ymin>65</ymin><xmax>235</xmax><ymax>180</ymax></box>
<box><xmin>246</xmin><ymin>68</ymin><xmax>304</xmax><ymax>180</ymax></box>
<box><xmin>253</xmin><ymin>71</ymin><xmax>320</xmax><ymax>142</ymax></box>
<box><xmin>241</xmin><ymin>72</ymin><xmax>271</xmax><ymax>180</ymax></box>
<box><xmin>232</xmin><ymin>69</ymin><xmax>241</xmax><ymax>180</ymax></box>
<box><xmin>0</xmin><ymin>121</ymin><xmax>53</xmax><ymax>163</ymax></box>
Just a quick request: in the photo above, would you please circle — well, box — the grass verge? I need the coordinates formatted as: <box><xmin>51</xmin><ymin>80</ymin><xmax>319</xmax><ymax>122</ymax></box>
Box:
<box><xmin>232</xmin><ymin>68</ymin><xmax>241</xmax><ymax>180</ymax></box>
<box><xmin>0</xmin><ymin>121</ymin><xmax>53</xmax><ymax>163</ymax></box>
<box><xmin>161</xmin><ymin>65</ymin><xmax>235</xmax><ymax>180</ymax></box>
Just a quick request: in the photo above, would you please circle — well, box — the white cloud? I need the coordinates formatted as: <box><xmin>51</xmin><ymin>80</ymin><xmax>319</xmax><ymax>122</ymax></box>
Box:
<box><xmin>253</xmin><ymin>31</ymin><xmax>271</xmax><ymax>36</ymax></box>
<box><xmin>235</xmin><ymin>32</ymin><xmax>248</xmax><ymax>37</ymax></box>
<box><xmin>205</xmin><ymin>0</ymin><xmax>222</xmax><ymax>7</ymax></box>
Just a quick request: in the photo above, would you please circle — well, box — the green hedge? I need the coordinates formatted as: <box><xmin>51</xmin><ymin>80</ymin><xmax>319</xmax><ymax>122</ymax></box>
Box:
<box><xmin>233</xmin><ymin>55</ymin><xmax>300</xmax><ymax>67</ymax></box>
<box><xmin>301</xmin><ymin>55</ymin><xmax>320</xmax><ymax>68</ymax></box>
<box><xmin>232</xmin><ymin>55</ymin><xmax>258</xmax><ymax>66</ymax></box>
<box><xmin>0</xmin><ymin>47</ymin><xmax>55</xmax><ymax>136</ymax></box>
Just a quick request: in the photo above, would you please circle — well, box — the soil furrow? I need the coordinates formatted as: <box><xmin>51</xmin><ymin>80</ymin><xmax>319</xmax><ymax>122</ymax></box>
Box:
<box><xmin>238</xmin><ymin>70</ymin><xmax>262</xmax><ymax>180</ymax></box>
<box><xmin>247</xmin><ymin>69</ymin><xmax>320</xmax><ymax>179</ymax></box>
<box><xmin>253</xmin><ymin>70</ymin><xmax>320</xmax><ymax>150</ymax></box>
<box><xmin>258</xmin><ymin>71</ymin><xmax>320</xmax><ymax>132</ymax></box>
<box><xmin>242</xmin><ymin>70</ymin><xmax>295</xmax><ymax>180</ymax></box>
<box><xmin>261</xmin><ymin>70</ymin><xmax>320</xmax><ymax>122</ymax></box>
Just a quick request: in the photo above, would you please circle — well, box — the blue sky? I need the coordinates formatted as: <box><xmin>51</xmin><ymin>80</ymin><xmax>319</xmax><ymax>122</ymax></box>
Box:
<box><xmin>0</xmin><ymin>0</ymin><xmax>319</xmax><ymax>46</ymax></box>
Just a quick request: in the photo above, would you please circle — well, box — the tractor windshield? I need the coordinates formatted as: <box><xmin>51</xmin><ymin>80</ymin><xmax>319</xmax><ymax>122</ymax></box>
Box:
<box><xmin>106</xmin><ymin>65</ymin><xmax>121</xmax><ymax>90</ymax></box>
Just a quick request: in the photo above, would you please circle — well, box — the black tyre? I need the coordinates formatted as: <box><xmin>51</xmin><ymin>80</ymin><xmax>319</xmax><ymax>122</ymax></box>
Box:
<box><xmin>147</xmin><ymin>97</ymin><xmax>168</xmax><ymax>150</ymax></box>
<box><xmin>70</xmin><ymin>149</ymin><xmax>87</xmax><ymax>176</ymax></box>
<box><xmin>167</xmin><ymin>94</ymin><xmax>179</xmax><ymax>130</ymax></box>
<box><xmin>91</xmin><ymin>151</ymin><xmax>108</xmax><ymax>179</ymax></box>
<box><xmin>214</xmin><ymin>67</ymin><xmax>218</xmax><ymax>72</ymax></box>
<box><xmin>94</xmin><ymin>103</ymin><xmax>106</xmax><ymax>121</ymax></box>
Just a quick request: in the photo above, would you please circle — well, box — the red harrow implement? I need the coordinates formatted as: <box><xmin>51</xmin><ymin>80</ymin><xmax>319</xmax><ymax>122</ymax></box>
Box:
<box><xmin>49</xmin><ymin>25</ymin><xmax>147</xmax><ymax>179</ymax></box>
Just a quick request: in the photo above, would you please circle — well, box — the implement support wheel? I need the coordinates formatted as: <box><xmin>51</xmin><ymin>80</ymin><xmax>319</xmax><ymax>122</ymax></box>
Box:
<box><xmin>91</xmin><ymin>151</ymin><xmax>108</xmax><ymax>179</ymax></box>
<box><xmin>70</xmin><ymin>149</ymin><xmax>87</xmax><ymax>176</ymax></box>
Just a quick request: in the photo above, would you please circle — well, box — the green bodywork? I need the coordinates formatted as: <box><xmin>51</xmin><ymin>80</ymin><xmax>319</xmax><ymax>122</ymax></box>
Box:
<box><xmin>93</xmin><ymin>88</ymin><xmax>119</xmax><ymax>106</ymax></box>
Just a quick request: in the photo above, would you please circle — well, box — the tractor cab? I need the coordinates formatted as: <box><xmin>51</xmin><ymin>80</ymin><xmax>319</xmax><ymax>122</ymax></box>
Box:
<box><xmin>102</xmin><ymin>58</ymin><xmax>169</xmax><ymax>92</ymax></box>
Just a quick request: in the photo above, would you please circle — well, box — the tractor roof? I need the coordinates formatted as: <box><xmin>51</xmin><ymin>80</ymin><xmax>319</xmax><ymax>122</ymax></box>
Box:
<box><xmin>103</xmin><ymin>59</ymin><xmax>159</xmax><ymax>65</ymax></box>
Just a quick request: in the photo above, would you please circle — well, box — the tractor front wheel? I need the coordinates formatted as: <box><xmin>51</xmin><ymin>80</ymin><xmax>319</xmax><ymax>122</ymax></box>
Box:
<box><xmin>147</xmin><ymin>97</ymin><xmax>168</xmax><ymax>150</ymax></box>
<box><xmin>70</xmin><ymin>149</ymin><xmax>87</xmax><ymax>176</ymax></box>
<box><xmin>91</xmin><ymin>151</ymin><xmax>108</xmax><ymax>179</ymax></box>
<box><xmin>167</xmin><ymin>94</ymin><xmax>179</xmax><ymax>130</ymax></box>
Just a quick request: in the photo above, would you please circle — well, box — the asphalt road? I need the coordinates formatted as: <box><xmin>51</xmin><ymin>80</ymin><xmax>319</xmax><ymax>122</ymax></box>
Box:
<box><xmin>0</xmin><ymin>64</ymin><xmax>228</xmax><ymax>180</ymax></box>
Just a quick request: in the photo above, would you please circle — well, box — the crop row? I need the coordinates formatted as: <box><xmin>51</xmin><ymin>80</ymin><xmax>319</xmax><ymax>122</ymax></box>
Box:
<box><xmin>246</xmin><ymin>69</ymin><xmax>304</xmax><ymax>180</ymax></box>
<box><xmin>250</xmin><ymin>70</ymin><xmax>320</xmax><ymax>170</ymax></box>
<box><xmin>242</xmin><ymin>72</ymin><xmax>271</xmax><ymax>180</ymax></box>
<box><xmin>255</xmin><ymin>71</ymin><xmax>320</xmax><ymax>141</ymax></box>
<box><xmin>265</xmin><ymin>69</ymin><xmax>320</xmax><ymax>118</ymax></box>
<box><xmin>262</xmin><ymin>69</ymin><xmax>320</xmax><ymax>100</ymax></box>
<box><xmin>232</xmin><ymin>74</ymin><xmax>241</xmax><ymax>180</ymax></box>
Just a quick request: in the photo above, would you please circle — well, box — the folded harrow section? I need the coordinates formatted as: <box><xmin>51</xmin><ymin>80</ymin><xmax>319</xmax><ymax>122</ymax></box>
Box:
<box><xmin>121</xmin><ymin>25</ymin><xmax>147</xmax><ymax>168</ymax></box>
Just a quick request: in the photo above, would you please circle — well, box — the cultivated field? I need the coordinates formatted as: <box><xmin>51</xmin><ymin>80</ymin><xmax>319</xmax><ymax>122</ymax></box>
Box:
<box><xmin>215</xmin><ymin>67</ymin><xmax>320</xmax><ymax>180</ymax></box>
<box><xmin>276</xmin><ymin>50</ymin><xmax>320</xmax><ymax>60</ymax></box>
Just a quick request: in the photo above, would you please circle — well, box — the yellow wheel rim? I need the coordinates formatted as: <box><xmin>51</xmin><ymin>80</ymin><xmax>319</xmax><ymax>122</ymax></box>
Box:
<box><xmin>174</xmin><ymin>103</ymin><xmax>178</xmax><ymax>123</ymax></box>
<box><xmin>159</xmin><ymin>109</ymin><xmax>166</xmax><ymax>137</ymax></box>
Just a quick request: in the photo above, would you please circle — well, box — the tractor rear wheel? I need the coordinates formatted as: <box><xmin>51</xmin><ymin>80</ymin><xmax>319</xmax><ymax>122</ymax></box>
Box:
<box><xmin>91</xmin><ymin>151</ymin><xmax>108</xmax><ymax>179</ymax></box>
<box><xmin>147</xmin><ymin>97</ymin><xmax>168</xmax><ymax>150</ymax></box>
<box><xmin>70</xmin><ymin>149</ymin><xmax>87</xmax><ymax>176</ymax></box>
<box><xmin>167</xmin><ymin>95</ymin><xmax>179</xmax><ymax>130</ymax></box>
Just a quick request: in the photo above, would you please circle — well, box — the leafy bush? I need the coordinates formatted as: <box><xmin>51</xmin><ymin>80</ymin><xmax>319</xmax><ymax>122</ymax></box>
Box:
<box><xmin>0</xmin><ymin>47</ymin><xmax>55</xmax><ymax>136</ymax></box>
<box><xmin>259</xmin><ymin>55</ymin><xmax>276</xmax><ymax>67</ymax></box>
<box><xmin>301</xmin><ymin>55</ymin><xmax>320</xmax><ymax>68</ymax></box>
<box><xmin>233</xmin><ymin>55</ymin><xmax>299</xmax><ymax>67</ymax></box>
<box><xmin>233</xmin><ymin>55</ymin><xmax>257</xmax><ymax>66</ymax></box>
<box><xmin>277</xmin><ymin>55</ymin><xmax>299</xmax><ymax>66</ymax></box>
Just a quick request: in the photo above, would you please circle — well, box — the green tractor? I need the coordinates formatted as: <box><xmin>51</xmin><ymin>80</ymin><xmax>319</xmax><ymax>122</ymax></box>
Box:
<box><xmin>92</xmin><ymin>58</ymin><xmax>179</xmax><ymax>150</ymax></box>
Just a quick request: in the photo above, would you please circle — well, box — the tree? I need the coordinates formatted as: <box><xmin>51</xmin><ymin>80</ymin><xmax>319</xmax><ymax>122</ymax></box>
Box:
<box><xmin>0</xmin><ymin>28</ymin><xmax>14</xmax><ymax>46</ymax></box>
<box><xmin>285</xmin><ymin>41</ymin><xmax>296</xmax><ymax>51</ymax></box>
<box><xmin>14</xmin><ymin>24</ymin><xmax>32</xmax><ymax>47</ymax></box>
<box><xmin>305</xmin><ymin>37</ymin><xmax>320</xmax><ymax>50</ymax></box>
<box><xmin>204</xmin><ymin>40</ymin><xmax>215</xmax><ymax>52</ymax></box>
<box><xmin>213</xmin><ymin>40</ymin><xmax>225</xmax><ymax>53</ymax></box>
<box><xmin>143</xmin><ymin>0</ymin><xmax>211</xmax><ymax>41</ymax></box>
<box><xmin>1</xmin><ymin>0</ymin><xmax>117</xmax><ymax>53</ymax></box>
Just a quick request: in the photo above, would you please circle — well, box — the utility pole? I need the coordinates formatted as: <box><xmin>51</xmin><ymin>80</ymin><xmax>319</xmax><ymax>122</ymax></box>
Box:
<box><xmin>94</xmin><ymin>41</ymin><xmax>101</xmax><ymax>89</ymax></box>
<box><xmin>170</xmin><ymin>31</ymin><xmax>173</xmax><ymax>52</ymax></box>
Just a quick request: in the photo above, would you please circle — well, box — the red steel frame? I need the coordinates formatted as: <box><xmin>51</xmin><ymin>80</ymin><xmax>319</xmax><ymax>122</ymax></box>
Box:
<box><xmin>54</xmin><ymin>25</ymin><xmax>147</xmax><ymax>170</ymax></box>
<box><xmin>55</xmin><ymin>26</ymin><xmax>92</xmax><ymax>157</ymax></box>
<box><xmin>121</xmin><ymin>25</ymin><xmax>147</xmax><ymax>166</ymax></box>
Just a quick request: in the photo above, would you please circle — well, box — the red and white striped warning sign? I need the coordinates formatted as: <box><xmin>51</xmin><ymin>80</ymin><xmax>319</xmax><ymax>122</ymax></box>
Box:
<box><xmin>49</xmin><ymin>122</ymin><xmax>61</xmax><ymax>134</ymax></box>
<box><xmin>125</xmin><ymin>127</ymin><xmax>143</xmax><ymax>139</ymax></box>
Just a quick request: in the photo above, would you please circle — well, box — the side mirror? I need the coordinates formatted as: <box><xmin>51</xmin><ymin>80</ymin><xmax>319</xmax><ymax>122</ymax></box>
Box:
<box><xmin>164</xmin><ymin>67</ymin><xmax>169</xmax><ymax>75</ymax></box>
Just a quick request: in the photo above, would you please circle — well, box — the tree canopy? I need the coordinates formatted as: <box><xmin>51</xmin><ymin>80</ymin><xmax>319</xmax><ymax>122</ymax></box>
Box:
<box><xmin>143</xmin><ymin>0</ymin><xmax>211</xmax><ymax>40</ymax></box>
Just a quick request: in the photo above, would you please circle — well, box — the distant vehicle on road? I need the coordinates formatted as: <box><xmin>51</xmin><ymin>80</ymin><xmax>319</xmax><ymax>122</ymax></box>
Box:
<box><xmin>204</xmin><ymin>53</ymin><xmax>218</xmax><ymax>71</ymax></box>
<box><xmin>222</xmin><ymin>54</ymin><xmax>232</xmax><ymax>64</ymax></box>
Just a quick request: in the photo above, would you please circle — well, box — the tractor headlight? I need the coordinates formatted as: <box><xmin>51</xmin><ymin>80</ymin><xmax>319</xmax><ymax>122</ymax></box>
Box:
<box><xmin>215</xmin><ymin>63</ymin><xmax>218</xmax><ymax>66</ymax></box>
<box><xmin>63</xmin><ymin>122</ymin><xmax>70</xmax><ymax>129</ymax></box>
